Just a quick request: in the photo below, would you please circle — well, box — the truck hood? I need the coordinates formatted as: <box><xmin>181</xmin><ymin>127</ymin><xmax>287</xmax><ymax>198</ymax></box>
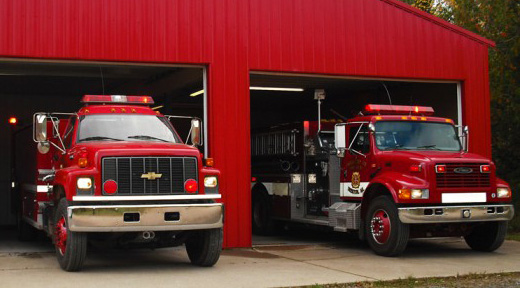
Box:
<box><xmin>378</xmin><ymin>150</ymin><xmax>491</xmax><ymax>164</ymax></box>
<box><xmin>75</xmin><ymin>141</ymin><xmax>202</xmax><ymax>159</ymax></box>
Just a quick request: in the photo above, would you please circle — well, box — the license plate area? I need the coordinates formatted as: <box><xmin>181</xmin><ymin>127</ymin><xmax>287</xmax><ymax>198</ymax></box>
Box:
<box><xmin>442</xmin><ymin>192</ymin><xmax>486</xmax><ymax>203</ymax></box>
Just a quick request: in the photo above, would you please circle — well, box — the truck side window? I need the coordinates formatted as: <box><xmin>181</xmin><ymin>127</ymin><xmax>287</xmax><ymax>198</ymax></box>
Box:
<box><xmin>349</xmin><ymin>125</ymin><xmax>370</xmax><ymax>154</ymax></box>
<box><xmin>63</xmin><ymin>117</ymin><xmax>76</xmax><ymax>149</ymax></box>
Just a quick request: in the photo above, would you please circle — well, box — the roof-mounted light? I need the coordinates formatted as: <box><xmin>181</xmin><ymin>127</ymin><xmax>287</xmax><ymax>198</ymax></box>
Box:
<box><xmin>82</xmin><ymin>95</ymin><xmax>154</xmax><ymax>105</ymax></box>
<box><xmin>364</xmin><ymin>104</ymin><xmax>434</xmax><ymax>116</ymax></box>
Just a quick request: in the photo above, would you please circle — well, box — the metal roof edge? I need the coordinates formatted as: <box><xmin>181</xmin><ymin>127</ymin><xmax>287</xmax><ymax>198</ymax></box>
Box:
<box><xmin>380</xmin><ymin>0</ymin><xmax>496</xmax><ymax>47</ymax></box>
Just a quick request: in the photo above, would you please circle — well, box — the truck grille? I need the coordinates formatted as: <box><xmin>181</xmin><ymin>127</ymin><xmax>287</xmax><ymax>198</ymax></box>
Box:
<box><xmin>436</xmin><ymin>163</ymin><xmax>490</xmax><ymax>188</ymax></box>
<box><xmin>102</xmin><ymin>157</ymin><xmax>198</xmax><ymax>195</ymax></box>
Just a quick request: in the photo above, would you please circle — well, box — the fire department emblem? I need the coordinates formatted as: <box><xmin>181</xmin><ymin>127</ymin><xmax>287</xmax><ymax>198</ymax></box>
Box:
<box><xmin>348</xmin><ymin>171</ymin><xmax>365</xmax><ymax>194</ymax></box>
<box><xmin>352</xmin><ymin>172</ymin><xmax>361</xmax><ymax>188</ymax></box>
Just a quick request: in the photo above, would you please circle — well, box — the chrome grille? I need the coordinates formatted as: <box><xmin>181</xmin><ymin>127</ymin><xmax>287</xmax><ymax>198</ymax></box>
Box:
<box><xmin>102</xmin><ymin>157</ymin><xmax>198</xmax><ymax>195</ymax></box>
<box><xmin>436</xmin><ymin>163</ymin><xmax>490</xmax><ymax>188</ymax></box>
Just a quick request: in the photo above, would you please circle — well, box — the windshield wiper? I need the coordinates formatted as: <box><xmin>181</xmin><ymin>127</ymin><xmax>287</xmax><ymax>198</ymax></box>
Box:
<box><xmin>127</xmin><ymin>135</ymin><xmax>169</xmax><ymax>142</ymax></box>
<box><xmin>79</xmin><ymin>136</ymin><xmax>123</xmax><ymax>142</ymax></box>
<box><xmin>417</xmin><ymin>144</ymin><xmax>440</xmax><ymax>150</ymax></box>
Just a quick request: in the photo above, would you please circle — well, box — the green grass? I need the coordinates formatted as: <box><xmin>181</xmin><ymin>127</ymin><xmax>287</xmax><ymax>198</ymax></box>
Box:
<box><xmin>288</xmin><ymin>272</ymin><xmax>520</xmax><ymax>288</ymax></box>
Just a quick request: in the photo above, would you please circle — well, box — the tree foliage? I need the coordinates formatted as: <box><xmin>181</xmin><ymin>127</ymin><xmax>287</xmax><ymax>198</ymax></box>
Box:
<box><xmin>399</xmin><ymin>0</ymin><xmax>520</xmax><ymax>228</ymax></box>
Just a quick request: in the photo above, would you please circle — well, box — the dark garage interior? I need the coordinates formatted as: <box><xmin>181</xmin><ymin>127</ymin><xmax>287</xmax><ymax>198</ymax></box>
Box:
<box><xmin>0</xmin><ymin>60</ymin><xmax>205</xmax><ymax>227</ymax></box>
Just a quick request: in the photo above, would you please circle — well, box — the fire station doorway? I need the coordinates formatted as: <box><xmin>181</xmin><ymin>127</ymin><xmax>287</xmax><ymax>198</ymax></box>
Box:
<box><xmin>0</xmin><ymin>59</ymin><xmax>207</xmax><ymax>240</ymax></box>
<box><xmin>249</xmin><ymin>72</ymin><xmax>461</xmax><ymax>246</ymax></box>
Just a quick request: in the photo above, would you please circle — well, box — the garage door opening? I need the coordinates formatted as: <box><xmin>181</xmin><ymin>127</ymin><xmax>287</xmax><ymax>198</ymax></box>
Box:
<box><xmin>249</xmin><ymin>72</ymin><xmax>460</xmax><ymax>246</ymax></box>
<box><xmin>0</xmin><ymin>59</ymin><xmax>206</xmax><ymax>238</ymax></box>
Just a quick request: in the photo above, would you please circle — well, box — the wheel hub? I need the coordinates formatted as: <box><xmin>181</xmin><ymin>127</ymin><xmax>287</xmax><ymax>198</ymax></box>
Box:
<box><xmin>55</xmin><ymin>217</ymin><xmax>68</xmax><ymax>255</ymax></box>
<box><xmin>370</xmin><ymin>209</ymin><xmax>391</xmax><ymax>244</ymax></box>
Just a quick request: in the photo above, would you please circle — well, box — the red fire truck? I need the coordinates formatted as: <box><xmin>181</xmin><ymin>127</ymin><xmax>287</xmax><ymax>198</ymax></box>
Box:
<box><xmin>251</xmin><ymin>104</ymin><xmax>514</xmax><ymax>256</ymax></box>
<box><xmin>14</xmin><ymin>95</ymin><xmax>223</xmax><ymax>271</ymax></box>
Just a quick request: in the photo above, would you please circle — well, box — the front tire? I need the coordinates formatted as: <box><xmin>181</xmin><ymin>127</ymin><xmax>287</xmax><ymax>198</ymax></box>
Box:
<box><xmin>185</xmin><ymin>228</ymin><xmax>223</xmax><ymax>267</ymax></box>
<box><xmin>365</xmin><ymin>196</ymin><xmax>409</xmax><ymax>256</ymax></box>
<box><xmin>54</xmin><ymin>198</ymin><xmax>87</xmax><ymax>272</ymax></box>
<box><xmin>465</xmin><ymin>221</ymin><xmax>507</xmax><ymax>252</ymax></box>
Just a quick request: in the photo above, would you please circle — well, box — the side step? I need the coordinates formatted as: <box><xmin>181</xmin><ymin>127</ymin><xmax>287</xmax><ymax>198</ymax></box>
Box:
<box><xmin>327</xmin><ymin>202</ymin><xmax>361</xmax><ymax>232</ymax></box>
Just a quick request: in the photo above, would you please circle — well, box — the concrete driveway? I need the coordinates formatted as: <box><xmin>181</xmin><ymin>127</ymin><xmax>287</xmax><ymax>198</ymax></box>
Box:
<box><xmin>1</xmin><ymin>229</ymin><xmax>520</xmax><ymax>288</ymax></box>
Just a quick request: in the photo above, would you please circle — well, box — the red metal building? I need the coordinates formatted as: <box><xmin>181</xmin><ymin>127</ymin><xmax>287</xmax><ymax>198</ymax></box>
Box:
<box><xmin>0</xmin><ymin>0</ymin><xmax>494</xmax><ymax>248</ymax></box>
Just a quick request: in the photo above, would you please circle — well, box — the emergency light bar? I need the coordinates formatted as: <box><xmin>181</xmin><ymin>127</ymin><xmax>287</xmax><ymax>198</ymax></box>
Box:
<box><xmin>82</xmin><ymin>95</ymin><xmax>154</xmax><ymax>105</ymax></box>
<box><xmin>364</xmin><ymin>104</ymin><xmax>434</xmax><ymax>116</ymax></box>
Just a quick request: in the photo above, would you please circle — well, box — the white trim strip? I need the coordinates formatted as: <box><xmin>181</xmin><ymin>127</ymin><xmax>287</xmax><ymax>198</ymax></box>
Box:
<box><xmin>37</xmin><ymin>185</ymin><xmax>49</xmax><ymax>193</ymax></box>
<box><xmin>72</xmin><ymin>194</ymin><xmax>222</xmax><ymax>202</ymax></box>
<box><xmin>442</xmin><ymin>193</ymin><xmax>486</xmax><ymax>203</ymax></box>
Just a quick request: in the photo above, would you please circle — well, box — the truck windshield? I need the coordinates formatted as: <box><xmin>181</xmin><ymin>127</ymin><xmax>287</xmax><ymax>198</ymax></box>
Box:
<box><xmin>77</xmin><ymin>114</ymin><xmax>180</xmax><ymax>143</ymax></box>
<box><xmin>374</xmin><ymin>121</ymin><xmax>461</xmax><ymax>151</ymax></box>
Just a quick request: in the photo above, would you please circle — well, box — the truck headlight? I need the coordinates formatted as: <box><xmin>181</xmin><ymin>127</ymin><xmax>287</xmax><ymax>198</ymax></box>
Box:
<box><xmin>77</xmin><ymin>177</ymin><xmax>92</xmax><ymax>189</ymax></box>
<box><xmin>411</xmin><ymin>189</ymin><xmax>429</xmax><ymax>199</ymax></box>
<box><xmin>204</xmin><ymin>176</ymin><xmax>218</xmax><ymax>188</ymax></box>
<box><xmin>497</xmin><ymin>187</ymin><xmax>511</xmax><ymax>198</ymax></box>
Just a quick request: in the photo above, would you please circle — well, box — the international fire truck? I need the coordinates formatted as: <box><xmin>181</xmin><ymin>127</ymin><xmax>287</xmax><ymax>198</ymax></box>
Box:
<box><xmin>251</xmin><ymin>104</ymin><xmax>514</xmax><ymax>256</ymax></box>
<box><xmin>14</xmin><ymin>95</ymin><xmax>223</xmax><ymax>271</ymax></box>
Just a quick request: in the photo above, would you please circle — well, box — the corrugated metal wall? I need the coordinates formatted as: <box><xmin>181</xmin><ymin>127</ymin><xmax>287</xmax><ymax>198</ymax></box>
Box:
<box><xmin>0</xmin><ymin>0</ymin><xmax>493</xmax><ymax>248</ymax></box>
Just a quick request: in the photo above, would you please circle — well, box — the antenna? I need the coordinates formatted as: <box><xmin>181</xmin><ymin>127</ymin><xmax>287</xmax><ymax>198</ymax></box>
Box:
<box><xmin>381</xmin><ymin>82</ymin><xmax>392</xmax><ymax>105</ymax></box>
<box><xmin>314</xmin><ymin>89</ymin><xmax>326</xmax><ymax>132</ymax></box>
<box><xmin>99</xmin><ymin>66</ymin><xmax>105</xmax><ymax>95</ymax></box>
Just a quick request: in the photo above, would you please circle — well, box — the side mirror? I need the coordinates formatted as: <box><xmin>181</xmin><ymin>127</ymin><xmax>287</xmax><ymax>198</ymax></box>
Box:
<box><xmin>463</xmin><ymin>125</ymin><xmax>469</xmax><ymax>152</ymax></box>
<box><xmin>35</xmin><ymin>114</ymin><xmax>48</xmax><ymax>142</ymax></box>
<box><xmin>190</xmin><ymin>119</ymin><xmax>201</xmax><ymax>146</ymax></box>
<box><xmin>334</xmin><ymin>124</ymin><xmax>346</xmax><ymax>157</ymax></box>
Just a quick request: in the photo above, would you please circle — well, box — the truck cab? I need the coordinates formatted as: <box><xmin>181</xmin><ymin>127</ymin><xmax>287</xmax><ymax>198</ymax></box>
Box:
<box><xmin>333</xmin><ymin>104</ymin><xmax>514</xmax><ymax>255</ymax></box>
<box><xmin>17</xmin><ymin>95</ymin><xmax>223</xmax><ymax>271</ymax></box>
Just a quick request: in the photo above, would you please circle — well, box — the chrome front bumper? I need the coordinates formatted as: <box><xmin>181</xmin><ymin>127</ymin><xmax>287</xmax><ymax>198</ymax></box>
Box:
<box><xmin>67</xmin><ymin>203</ymin><xmax>223</xmax><ymax>232</ymax></box>
<box><xmin>398</xmin><ymin>204</ymin><xmax>514</xmax><ymax>224</ymax></box>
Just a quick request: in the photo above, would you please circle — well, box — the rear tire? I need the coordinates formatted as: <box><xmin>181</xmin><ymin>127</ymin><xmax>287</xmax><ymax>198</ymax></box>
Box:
<box><xmin>365</xmin><ymin>196</ymin><xmax>409</xmax><ymax>256</ymax></box>
<box><xmin>54</xmin><ymin>198</ymin><xmax>87</xmax><ymax>272</ymax></box>
<box><xmin>186</xmin><ymin>228</ymin><xmax>223</xmax><ymax>267</ymax></box>
<box><xmin>465</xmin><ymin>221</ymin><xmax>507</xmax><ymax>252</ymax></box>
<box><xmin>252</xmin><ymin>191</ymin><xmax>275</xmax><ymax>235</ymax></box>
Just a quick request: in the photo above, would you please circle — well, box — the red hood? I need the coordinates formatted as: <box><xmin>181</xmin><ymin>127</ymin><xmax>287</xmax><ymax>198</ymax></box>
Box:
<box><xmin>378</xmin><ymin>150</ymin><xmax>491</xmax><ymax>164</ymax></box>
<box><xmin>74</xmin><ymin>141</ymin><xmax>202</xmax><ymax>162</ymax></box>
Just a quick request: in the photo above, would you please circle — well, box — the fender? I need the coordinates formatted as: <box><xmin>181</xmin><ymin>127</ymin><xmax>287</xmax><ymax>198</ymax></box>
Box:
<box><xmin>366</xmin><ymin>171</ymin><xmax>429</xmax><ymax>203</ymax></box>
<box><xmin>54</xmin><ymin>167</ymin><xmax>99</xmax><ymax>201</ymax></box>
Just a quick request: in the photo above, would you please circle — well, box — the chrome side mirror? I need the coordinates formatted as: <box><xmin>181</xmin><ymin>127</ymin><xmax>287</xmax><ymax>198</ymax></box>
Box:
<box><xmin>463</xmin><ymin>125</ymin><xmax>469</xmax><ymax>152</ymax></box>
<box><xmin>334</xmin><ymin>124</ymin><xmax>347</xmax><ymax>157</ymax></box>
<box><xmin>191</xmin><ymin>119</ymin><xmax>201</xmax><ymax>146</ymax></box>
<box><xmin>35</xmin><ymin>114</ymin><xmax>48</xmax><ymax>142</ymax></box>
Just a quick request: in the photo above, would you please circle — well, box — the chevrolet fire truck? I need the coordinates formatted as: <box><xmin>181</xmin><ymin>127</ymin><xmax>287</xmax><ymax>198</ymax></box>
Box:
<box><xmin>251</xmin><ymin>104</ymin><xmax>514</xmax><ymax>256</ymax></box>
<box><xmin>14</xmin><ymin>95</ymin><xmax>223</xmax><ymax>271</ymax></box>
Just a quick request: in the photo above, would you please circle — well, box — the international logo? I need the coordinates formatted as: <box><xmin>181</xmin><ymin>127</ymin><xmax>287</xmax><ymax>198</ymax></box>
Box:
<box><xmin>141</xmin><ymin>172</ymin><xmax>162</xmax><ymax>180</ymax></box>
<box><xmin>454</xmin><ymin>167</ymin><xmax>473</xmax><ymax>174</ymax></box>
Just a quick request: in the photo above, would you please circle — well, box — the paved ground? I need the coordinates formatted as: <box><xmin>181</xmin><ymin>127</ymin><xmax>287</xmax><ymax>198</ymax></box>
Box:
<box><xmin>1</xmin><ymin>228</ymin><xmax>520</xmax><ymax>288</ymax></box>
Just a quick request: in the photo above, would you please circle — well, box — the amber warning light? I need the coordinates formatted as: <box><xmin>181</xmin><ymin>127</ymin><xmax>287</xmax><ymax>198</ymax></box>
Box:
<box><xmin>364</xmin><ymin>104</ymin><xmax>434</xmax><ymax>116</ymax></box>
<box><xmin>8</xmin><ymin>117</ymin><xmax>17</xmax><ymax>125</ymax></box>
<box><xmin>82</xmin><ymin>95</ymin><xmax>154</xmax><ymax>105</ymax></box>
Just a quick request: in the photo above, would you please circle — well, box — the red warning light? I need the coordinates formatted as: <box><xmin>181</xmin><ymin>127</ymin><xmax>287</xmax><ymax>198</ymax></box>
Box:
<box><xmin>8</xmin><ymin>117</ymin><xmax>17</xmax><ymax>125</ymax></box>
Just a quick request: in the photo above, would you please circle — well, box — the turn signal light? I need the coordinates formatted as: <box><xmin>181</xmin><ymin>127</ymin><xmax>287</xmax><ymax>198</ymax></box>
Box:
<box><xmin>480</xmin><ymin>165</ymin><xmax>491</xmax><ymax>173</ymax></box>
<box><xmin>204</xmin><ymin>158</ymin><xmax>214</xmax><ymax>167</ymax></box>
<box><xmin>78</xmin><ymin>158</ymin><xmax>88</xmax><ymax>168</ymax></box>
<box><xmin>8</xmin><ymin>117</ymin><xmax>17</xmax><ymax>125</ymax></box>
<box><xmin>398</xmin><ymin>189</ymin><xmax>411</xmax><ymax>200</ymax></box>
<box><xmin>184</xmin><ymin>179</ymin><xmax>198</xmax><ymax>193</ymax></box>
<box><xmin>435</xmin><ymin>165</ymin><xmax>447</xmax><ymax>173</ymax></box>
